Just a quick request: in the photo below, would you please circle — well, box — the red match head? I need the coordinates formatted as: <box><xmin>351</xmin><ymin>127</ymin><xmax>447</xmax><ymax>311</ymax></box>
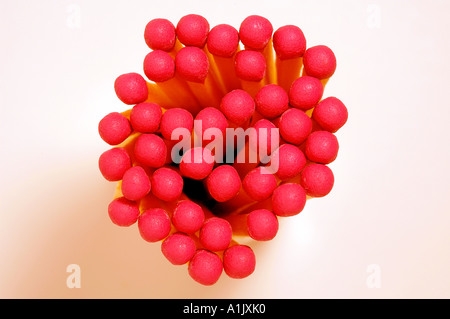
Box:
<box><xmin>304</xmin><ymin>130</ymin><xmax>339</xmax><ymax>164</ymax></box>
<box><xmin>220</xmin><ymin>89</ymin><xmax>255</xmax><ymax>125</ymax></box>
<box><xmin>160</xmin><ymin>108</ymin><xmax>194</xmax><ymax>141</ymax></box>
<box><xmin>242</xmin><ymin>166</ymin><xmax>277</xmax><ymax>201</ymax></box>
<box><xmin>194</xmin><ymin>107</ymin><xmax>228</xmax><ymax>139</ymax></box>
<box><xmin>273</xmin><ymin>25</ymin><xmax>307</xmax><ymax>59</ymax></box>
<box><xmin>303</xmin><ymin>45</ymin><xmax>337</xmax><ymax>80</ymax></box>
<box><xmin>272</xmin><ymin>183</ymin><xmax>307</xmax><ymax>217</ymax></box>
<box><xmin>188</xmin><ymin>249</ymin><xmax>223</xmax><ymax>286</ymax></box>
<box><xmin>199</xmin><ymin>217</ymin><xmax>232</xmax><ymax>251</ymax></box>
<box><xmin>98</xmin><ymin>147</ymin><xmax>131</xmax><ymax>181</ymax></box>
<box><xmin>151</xmin><ymin>167</ymin><xmax>184</xmax><ymax>202</ymax></box>
<box><xmin>255</xmin><ymin>84</ymin><xmax>289</xmax><ymax>119</ymax></box>
<box><xmin>134</xmin><ymin>133</ymin><xmax>167</xmax><ymax>168</ymax></box>
<box><xmin>161</xmin><ymin>232</ymin><xmax>197</xmax><ymax>265</ymax></box>
<box><xmin>269</xmin><ymin>144</ymin><xmax>306</xmax><ymax>181</ymax></box>
<box><xmin>176</xmin><ymin>14</ymin><xmax>210</xmax><ymax>48</ymax></box>
<box><xmin>289</xmin><ymin>76</ymin><xmax>324</xmax><ymax>111</ymax></box>
<box><xmin>223</xmin><ymin>245</ymin><xmax>256</xmax><ymax>279</ymax></box>
<box><xmin>172</xmin><ymin>200</ymin><xmax>205</xmax><ymax>234</ymax></box>
<box><xmin>130</xmin><ymin>102</ymin><xmax>162</xmax><ymax>133</ymax></box>
<box><xmin>114</xmin><ymin>73</ymin><xmax>148</xmax><ymax>105</ymax></box>
<box><xmin>278</xmin><ymin>108</ymin><xmax>312</xmax><ymax>145</ymax></box>
<box><xmin>144</xmin><ymin>18</ymin><xmax>176</xmax><ymax>51</ymax></box>
<box><xmin>239</xmin><ymin>15</ymin><xmax>273</xmax><ymax>50</ymax></box>
<box><xmin>206</xmin><ymin>165</ymin><xmax>241</xmax><ymax>202</ymax></box>
<box><xmin>121</xmin><ymin>166</ymin><xmax>151</xmax><ymax>201</ymax></box>
<box><xmin>312</xmin><ymin>97</ymin><xmax>348</xmax><ymax>133</ymax></box>
<box><xmin>235</xmin><ymin>50</ymin><xmax>266</xmax><ymax>82</ymax></box>
<box><xmin>138</xmin><ymin>208</ymin><xmax>171</xmax><ymax>242</ymax></box>
<box><xmin>249</xmin><ymin>119</ymin><xmax>279</xmax><ymax>156</ymax></box>
<box><xmin>247</xmin><ymin>209</ymin><xmax>279</xmax><ymax>241</ymax></box>
<box><xmin>300</xmin><ymin>163</ymin><xmax>334</xmax><ymax>197</ymax></box>
<box><xmin>175</xmin><ymin>46</ymin><xmax>209</xmax><ymax>82</ymax></box>
<box><xmin>179</xmin><ymin>147</ymin><xmax>215</xmax><ymax>180</ymax></box>
<box><xmin>143</xmin><ymin>50</ymin><xmax>175</xmax><ymax>82</ymax></box>
<box><xmin>108</xmin><ymin>196</ymin><xmax>140</xmax><ymax>227</ymax></box>
<box><xmin>98</xmin><ymin>112</ymin><xmax>132</xmax><ymax>146</ymax></box>
<box><xmin>207</xmin><ymin>24</ymin><xmax>239</xmax><ymax>57</ymax></box>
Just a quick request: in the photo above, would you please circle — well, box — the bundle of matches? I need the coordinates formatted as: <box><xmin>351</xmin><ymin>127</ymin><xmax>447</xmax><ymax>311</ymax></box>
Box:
<box><xmin>98</xmin><ymin>14</ymin><xmax>348</xmax><ymax>286</ymax></box>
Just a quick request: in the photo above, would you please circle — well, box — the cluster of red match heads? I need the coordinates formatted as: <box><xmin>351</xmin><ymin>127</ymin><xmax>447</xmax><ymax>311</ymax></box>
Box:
<box><xmin>98</xmin><ymin>14</ymin><xmax>348</xmax><ymax>286</ymax></box>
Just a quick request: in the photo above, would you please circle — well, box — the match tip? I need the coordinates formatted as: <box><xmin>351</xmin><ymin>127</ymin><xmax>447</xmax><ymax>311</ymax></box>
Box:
<box><xmin>130</xmin><ymin>102</ymin><xmax>162</xmax><ymax>133</ymax></box>
<box><xmin>273</xmin><ymin>25</ymin><xmax>306</xmax><ymax>59</ymax></box>
<box><xmin>255</xmin><ymin>84</ymin><xmax>289</xmax><ymax>119</ymax></box>
<box><xmin>289</xmin><ymin>76</ymin><xmax>324</xmax><ymax>111</ymax></box>
<box><xmin>176</xmin><ymin>14</ymin><xmax>210</xmax><ymax>48</ymax></box>
<box><xmin>179</xmin><ymin>147</ymin><xmax>215</xmax><ymax>180</ymax></box>
<box><xmin>114</xmin><ymin>72</ymin><xmax>148</xmax><ymax>105</ymax></box>
<box><xmin>121</xmin><ymin>166</ymin><xmax>151</xmax><ymax>201</ymax></box>
<box><xmin>235</xmin><ymin>50</ymin><xmax>266</xmax><ymax>82</ymax></box>
<box><xmin>272</xmin><ymin>183</ymin><xmax>307</xmax><ymax>217</ymax></box>
<box><xmin>199</xmin><ymin>217</ymin><xmax>233</xmax><ymax>251</ymax></box>
<box><xmin>239</xmin><ymin>15</ymin><xmax>273</xmax><ymax>50</ymax></box>
<box><xmin>300</xmin><ymin>163</ymin><xmax>334</xmax><ymax>197</ymax></box>
<box><xmin>108</xmin><ymin>197</ymin><xmax>140</xmax><ymax>227</ymax></box>
<box><xmin>269</xmin><ymin>144</ymin><xmax>306</xmax><ymax>181</ymax></box>
<box><xmin>138</xmin><ymin>208</ymin><xmax>171</xmax><ymax>242</ymax></box>
<box><xmin>278</xmin><ymin>108</ymin><xmax>312</xmax><ymax>145</ymax></box>
<box><xmin>160</xmin><ymin>107</ymin><xmax>194</xmax><ymax>140</ymax></box>
<box><xmin>206</xmin><ymin>165</ymin><xmax>241</xmax><ymax>202</ymax></box>
<box><xmin>172</xmin><ymin>200</ymin><xmax>205</xmax><ymax>233</ymax></box>
<box><xmin>304</xmin><ymin>131</ymin><xmax>339</xmax><ymax>164</ymax></box>
<box><xmin>247</xmin><ymin>209</ymin><xmax>279</xmax><ymax>241</ymax></box>
<box><xmin>242</xmin><ymin>166</ymin><xmax>277</xmax><ymax>201</ymax></box>
<box><xmin>303</xmin><ymin>45</ymin><xmax>337</xmax><ymax>79</ymax></box>
<box><xmin>188</xmin><ymin>249</ymin><xmax>223</xmax><ymax>286</ymax></box>
<box><xmin>207</xmin><ymin>24</ymin><xmax>239</xmax><ymax>57</ymax></box>
<box><xmin>175</xmin><ymin>46</ymin><xmax>209</xmax><ymax>82</ymax></box>
<box><xmin>134</xmin><ymin>133</ymin><xmax>167</xmax><ymax>168</ymax></box>
<box><xmin>312</xmin><ymin>97</ymin><xmax>348</xmax><ymax>133</ymax></box>
<box><xmin>194</xmin><ymin>107</ymin><xmax>228</xmax><ymax>137</ymax></box>
<box><xmin>220</xmin><ymin>89</ymin><xmax>255</xmax><ymax>125</ymax></box>
<box><xmin>98</xmin><ymin>147</ymin><xmax>131</xmax><ymax>182</ymax></box>
<box><xmin>98</xmin><ymin>112</ymin><xmax>132</xmax><ymax>146</ymax></box>
<box><xmin>143</xmin><ymin>50</ymin><xmax>175</xmax><ymax>82</ymax></box>
<box><xmin>161</xmin><ymin>232</ymin><xmax>197</xmax><ymax>265</ymax></box>
<box><xmin>223</xmin><ymin>245</ymin><xmax>256</xmax><ymax>279</ymax></box>
<box><xmin>144</xmin><ymin>18</ymin><xmax>176</xmax><ymax>51</ymax></box>
<box><xmin>151</xmin><ymin>167</ymin><xmax>184</xmax><ymax>202</ymax></box>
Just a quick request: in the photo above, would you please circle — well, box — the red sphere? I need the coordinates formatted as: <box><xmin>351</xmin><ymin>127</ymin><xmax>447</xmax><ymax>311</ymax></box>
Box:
<box><xmin>304</xmin><ymin>131</ymin><xmax>339</xmax><ymax>164</ymax></box>
<box><xmin>134</xmin><ymin>133</ymin><xmax>167</xmax><ymax>168</ymax></box>
<box><xmin>108</xmin><ymin>197</ymin><xmax>140</xmax><ymax>227</ymax></box>
<box><xmin>249</xmin><ymin>119</ymin><xmax>279</xmax><ymax>157</ymax></box>
<box><xmin>114</xmin><ymin>73</ymin><xmax>148</xmax><ymax>105</ymax></box>
<box><xmin>179</xmin><ymin>147</ymin><xmax>215</xmax><ymax>180</ymax></box>
<box><xmin>289</xmin><ymin>76</ymin><xmax>324</xmax><ymax>111</ymax></box>
<box><xmin>235</xmin><ymin>50</ymin><xmax>266</xmax><ymax>82</ymax></box>
<box><xmin>272</xmin><ymin>183</ymin><xmax>307</xmax><ymax>217</ymax></box>
<box><xmin>206</xmin><ymin>165</ymin><xmax>241</xmax><ymax>202</ymax></box>
<box><xmin>312</xmin><ymin>97</ymin><xmax>348</xmax><ymax>133</ymax></box>
<box><xmin>175</xmin><ymin>46</ymin><xmax>209</xmax><ymax>82</ymax></box>
<box><xmin>278</xmin><ymin>108</ymin><xmax>312</xmax><ymax>145</ymax></box>
<box><xmin>121</xmin><ymin>166</ymin><xmax>151</xmax><ymax>201</ymax></box>
<box><xmin>144</xmin><ymin>18</ymin><xmax>176</xmax><ymax>51</ymax></box>
<box><xmin>172</xmin><ymin>200</ymin><xmax>205</xmax><ymax>234</ymax></box>
<box><xmin>143</xmin><ymin>50</ymin><xmax>175</xmax><ymax>82</ymax></box>
<box><xmin>239</xmin><ymin>15</ymin><xmax>273</xmax><ymax>50</ymax></box>
<box><xmin>223</xmin><ymin>245</ymin><xmax>256</xmax><ymax>279</ymax></box>
<box><xmin>303</xmin><ymin>45</ymin><xmax>337</xmax><ymax>79</ymax></box>
<box><xmin>176</xmin><ymin>14</ymin><xmax>210</xmax><ymax>48</ymax></box>
<box><xmin>98</xmin><ymin>112</ymin><xmax>132</xmax><ymax>145</ymax></box>
<box><xmin>194</xmin><ymin>107</ymin><xmax>228</xmax><ymax>139</ymax></box>
<box><xmin>138</xmin><ymin>208</ymin><xmax>171</xmax><ymax>242</ymax></box>
<box><xmin>207</xmin><ymin>24</ymin><xmax>239</xmax><ymax>57</ymax></box>
<box><xmin>98</xmin><ymin>148</ymin><xmax>131</xmax><ymax>181</ymax></box>
<box><xmin>242</xmin><ymin>166</ymin><xmax>277</xmax><ymax>201</ymax></box>
<box><xmin>255</xmin><ymin>84</ymin><xmax>289</xmax><ymax>119</ymax></box>
<box><xmin>151</xmin><ymin>167</ymin><xmax>184</xmax><ymax>202</ymax></box>
<box><xmin>188</xmin><ymin>249</ymin><xmax>223</xmax><ymax>286</ymax></box>
<box><xmin>199</xmin><ymin>217</ymin><xmax>232</xmax><ymax>251</ymax></box>
<box><xmin>247</xmin><ymin>209</ymin><xmax>279</xmax><ymax>241</ymax></box>
<box><xmin>273</xmin><ymin>25</ymin><xmax>306</xmax><ymax>59</ymax></box>
<box><xmin>220</xmin><ymin>89</ymin><xmax>255</xmax><ymax>125</ymax></box>
<box><xmin>160</xmin><ymin>108</ymin><xmax>194</xmax><ymax>141</ymax></box>
<box><xmin>161</xmin><ymin>232</ymin><xmax>197</xmax><ymax>265</ymax></box>
<box><xmin>300</xmin><ymin>163</ymin><xmax>334</xmax><ymax>197</ymax></box>
<box><xmin>269</xmin><ymin>144</ymin><xmax>306</xmax><ymax>180</ymax></box>
<box><xmin>130</xmin><ymin>102</ymin><xmax>162</xmax><ymax>133</ymax></box>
